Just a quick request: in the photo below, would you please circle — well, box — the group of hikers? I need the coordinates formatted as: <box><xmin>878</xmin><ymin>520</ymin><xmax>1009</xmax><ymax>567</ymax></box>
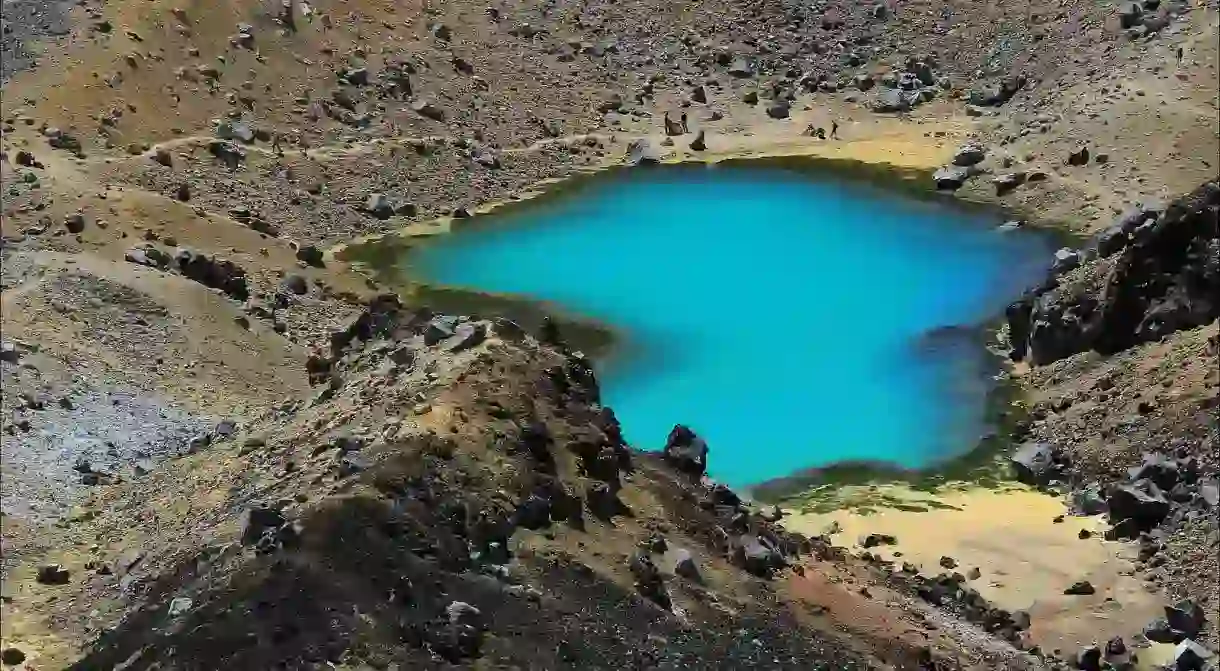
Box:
<box><xmin>664</xmin><ymin>111</ymin><xmax>841</xmax><ymax>140</ymax></box>
<box><xmin>804</xmin><ymin>120</ymin><xmax>839</xmax><ymax>140</ymax></box>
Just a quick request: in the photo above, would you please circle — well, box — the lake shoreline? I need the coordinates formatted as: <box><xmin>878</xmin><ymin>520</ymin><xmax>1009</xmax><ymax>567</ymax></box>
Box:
<box><xmin>340</xmin><ymin>155</ymin><xmax>1059</xmax><ymax>496</ymax></box>
<box><xmin>331</xmin><ymin>140</ymin><xmax>1089</xmax><ymax>263</ymax></box>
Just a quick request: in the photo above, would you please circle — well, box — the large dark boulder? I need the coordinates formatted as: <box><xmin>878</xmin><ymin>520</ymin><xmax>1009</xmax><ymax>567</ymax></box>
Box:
<box><xmin>239</xmin><ymin>506</ymin><xmax>287</xmax><ymax>545</ymax></box>
<box><xmin>425</xmin><ymin>316</ymin><xmax>459</xmax><ymax>346</ymax></box>
<box><xmin>1073</xmin><ymin>484</ymin><xmax>1108</xmax><ymax>515</ymax></box>
<box><xmin>1165</xmin><ymin>599</ymin><xmax>1207</xmax><ymax>639</ymax></box>
<box><xmin>933</xmin><ymin>165</ymin><xmax>974</xmax><ymax>191</ymax></box>
<box><xmin>860</xmin><ymin>533</ymin><xmax>897</xmax><ymax>548</ymax></box>
<box><xmin>1066</xmin><ymin>146</ymin><xmax>1091</xmax><ymax>166</ymax></box>
<box><xmin>36</xmin><ymin>564</ymin><xmax>71</xmax><ymax>585</ymax></box>
<box><xmin>731</xmin><ymin>535</ymin><xmax>781</xmax><ymax>578</ymax></box>
<box><xmin>427</xmin><ymin>602</ymin><xmax>484</xmax><ymax>663</ymax></box>
<box><xmin>871</xmin><ymin>87</ymin><xmax>920</xmax><ymax>113</ymax></box>
<box><xmin>993</xmin><ymin>172</ymin><xmax>1027</xmax><ymax>195</ymax></box>
<box><xmin>175</xmin><ymin>249</ymin><xmax>250</xmax><ymax>301</ymax></box>
<box><xmin>662</xmin><ymin>425</ymin><xmax>709</xmax><ymax>476</ymax></box>
<box><xmin>1024</xmin><ymin>288</ymin><xmax>1097</xmax><ymax>365</ymax></box>
<box><xmin>125</xmin><ymin>244</ymin><xmax>173</xmax><ymax>269</ymax></box>
<box><xmin>766</xmin><ymin>101</ymin><xmax>791</xmax><ymax>119</ymax></box>
<box><xmin>1091</xmin><ymin>205</ymin><xmax>1162</xmax><ymax>258</ymax></box>
<box><xmin>1009</xmin><ymin>442</ymin><xmax>1065</xmax><ymax>485</ymax></box>
<box><xmin>1005</xmin><ymin>297</ymin><xmax>1035</xmax><ymax>360</ymax></box>
<box><xmin>1076</xmin><ymin>645</ymin><xmax>1102</xmax><ymax>671</ymax></box>
<box><xmin>1107</xmin><ymin>479</ymin><xmax>1171</xmax><ymax>530</ymax></box>
<box><xmin>208</xmin><ymin>140</ymin><xmax>246</xmax><ymax>168</ymax></box>
<box><xmin>968</xmin><ymin>74</ymin><xmax>1027</xmax><ymax>107</ymax></box>
<box><xmin>1128</xmin><ymin>452</ymin><xmax>1180</xmax><ymax>490</ymax></box>
<box><xmin>672</xmin><ymin>548</ymin><xmax>702</xmax><ymax>582</ymax></box>
<box><xmin>1063</xmin><ymin>580</ymin><xmax>1096</xmax><ymax>595</ymax></box>
<box><xmin>952</xmin><ymin>142</ymin><xmax>987</xmax><ymax>166</ymax></box>
<box><xmin>1144</xmin><ymin>617</ymin><xmax>1184</xmax><ymax>644</ymax></box>
<box><xmin>448</xmin><ymin>323</ymin><xmax>487</xmax><ymax>352</ymax></box>
<box><xmin>364</xmin><ymin>193</ymin><xmax>395</xmax><ymax>220</ymax></box>
<box><xmin>515</xmin><ymin>494</ymin><xmax>553</xmax><ymax>530</ymax></box>
<box><xmin>1119</xmin><ymin>2</ymin><xmax>1144</xmax><ymax>28</ymax></box>
<box><xmin>48</xmin><ymin>132</ymin><xmax>83</xmax><ymax>153</ymax></box>
<box><xmin>585</xmin><ymin>481</ymin><xmax>625</xmax><ymax>520</ymax></box>
<box><xmin>1174</xmin><ymin>639</ymin><xmax>1214</xmax><ymax>671</ymax></box>
<box><xmin>295</xmin><ymin>244</ymin><xmax>326</xmax><ymax>267</ymax></box>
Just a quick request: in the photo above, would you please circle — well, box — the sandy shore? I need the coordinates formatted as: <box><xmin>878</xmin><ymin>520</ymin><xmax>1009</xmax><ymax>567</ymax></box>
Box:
<box><xmin>782</xmin><ymin>484</ymin><xmax>1165</xmax><ymax>657</ymax></box>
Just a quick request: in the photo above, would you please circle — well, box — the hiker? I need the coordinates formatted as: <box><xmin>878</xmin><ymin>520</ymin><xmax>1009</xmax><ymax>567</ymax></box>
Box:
<box><xmin>1177</xmin><ymin>46</ymin><xmax>1184</xmax><ymax>64</ymax></box>
<box><xmin>271</xmin><ymin>132</ymin><xmax>283</xmax><ymax>156</ymax></box>
<box><xmin>830</xmin><ymin>120</ymin><xmax>839</xmax><ymax>139</ymax></box>
<box><xmin>680</xmin><ymin>112</ymin><xmax>688</xmax><ymax>133</ymax></box>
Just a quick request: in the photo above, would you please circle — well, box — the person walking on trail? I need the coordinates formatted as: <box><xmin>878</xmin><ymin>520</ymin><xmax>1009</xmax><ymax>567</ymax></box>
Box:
<box><xmin>1177</xmin><ymin>46</ymin><xmax>1184</xmax><ymax>64</ymax></box>
<box><xmin>680</xmin><ymin>111</ymin><xmax>688</xmax><ymax>133</ymax></box>
<box><xmin>271</xmin><ymin>132</ymin><xmax>283</xmax><ymax>157</ymax></box>
<box><xmin>830</xmin><ymin>120</ymin><xmax>839</xmax><ymax>139</ymax></box>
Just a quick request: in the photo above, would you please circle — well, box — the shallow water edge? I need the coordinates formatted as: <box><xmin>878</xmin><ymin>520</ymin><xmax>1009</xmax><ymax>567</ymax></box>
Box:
<box><xmin>341</xmin><ymin>233</ymin><xmax>622</xmax><ymax>357</ymax></box>
<box><xmin>746</xmin><ymin>330</ymin><xmax>1028</xmax><ymax>504</ymax></box>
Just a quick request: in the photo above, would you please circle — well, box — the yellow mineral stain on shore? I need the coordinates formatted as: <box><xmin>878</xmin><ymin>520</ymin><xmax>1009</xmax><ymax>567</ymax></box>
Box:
<box><xmin>782</xmin><ymin>484</ymin><xmax>1164</xmax><ymax>656</ymax></box>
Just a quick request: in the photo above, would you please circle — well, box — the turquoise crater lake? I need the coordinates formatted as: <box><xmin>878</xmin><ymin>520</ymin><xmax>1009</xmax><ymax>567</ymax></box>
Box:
<box><xmin>401</xmin><ymin>163</ymin><xmax>1052</xmax><ymax>489</ymax></box>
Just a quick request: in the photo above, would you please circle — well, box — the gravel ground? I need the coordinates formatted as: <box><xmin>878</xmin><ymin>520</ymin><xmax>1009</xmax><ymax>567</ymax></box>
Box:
<box><xmin>0</xmin><ymin>0</ymin><xmax>73</xmax><ymax>82</ymax></box>
<box><xmin>1</xmin><ymin>355</ymin><xmax>212</xmax><ymax>521</ymax></box>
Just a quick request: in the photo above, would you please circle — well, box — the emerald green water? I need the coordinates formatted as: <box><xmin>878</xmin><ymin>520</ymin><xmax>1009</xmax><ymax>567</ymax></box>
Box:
<box><xmin>401</xmin><ymin>163</ymin><xmax>1051</xmax><ymax>488</ymax></box>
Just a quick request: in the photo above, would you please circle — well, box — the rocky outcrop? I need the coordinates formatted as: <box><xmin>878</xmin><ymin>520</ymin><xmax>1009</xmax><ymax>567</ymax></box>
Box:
<box><xmin>895</xmin><ymin>569</ymin><xmax>1031</xmax><ymax>645</ymax></box>
<box><xmin>1009</xmin><ymin>442</ymin><xmax>1070</xmax><ymax>485</ymax></box>
<box><xmin>175</xmin><ymin>249</ymin><xmax>250</xmax><ymax>301</ymax></box>
<box><xmin>766</xmin><ymin>101</ymin><xmax>791</xmax><ymax>119</ymax></box>
<box><xmin>968</xmin><ymin>75</ymin><xmax>1027</xmax><ymax>107</ymax></box>
<box><xmin>1007</xmin><ymin>178</ymin><xmax>1219</xmax><ymax>365</ymax></box>
<box><xmin>933</xmin><ymin>165</ymin><xmax>977</xmax><ymax>191</ymax></box>
<box><xmin>952</xmin><ymin>142</ymin><xmax>986</xmax><ymax>167</ymax></box>
<box><xmin>123</xmin><ymin>244</ymin><xmax>250</xmax><ymax>301</ymax></box>
<box><xmin>731</xmin><ymin>534</ymin><xmax>783</xmax><ymax>578</ymax></box>
<box><xmin>64</xmin><ymin>297</ymin><xmax>876</xmax><ymax>670</ymax></box>
<box><xmin>662</xmin><ymin>424</ymin><xmax>708</xmax><ymax>476</ymax></box>
<box><xmin>871</xmin><ymin>87</ymin><xmax>919</xmax><ymax>113</ymax></box>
